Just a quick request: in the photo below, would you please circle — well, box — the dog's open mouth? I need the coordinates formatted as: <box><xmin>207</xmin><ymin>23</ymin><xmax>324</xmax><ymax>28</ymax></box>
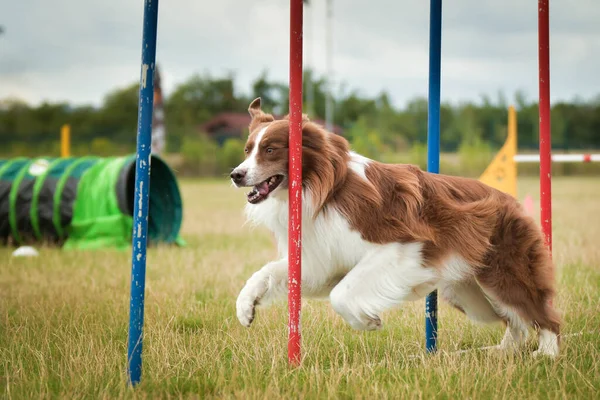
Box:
<box><xmin>247</xmin><ymin>175</ymin><xmax>284</xmax><ymax>204</ymax></box>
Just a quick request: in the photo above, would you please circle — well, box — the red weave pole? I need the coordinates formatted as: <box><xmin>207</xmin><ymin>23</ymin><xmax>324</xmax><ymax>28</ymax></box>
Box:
<box><xmin>538</xmin><ymin>0</ymin><xmax>552</xmax><ymax>254</ymax></box>
<box><xmin>288</xmin><ymin>0</ymin><xmax>303</xmax><ymax>365</ymax></box>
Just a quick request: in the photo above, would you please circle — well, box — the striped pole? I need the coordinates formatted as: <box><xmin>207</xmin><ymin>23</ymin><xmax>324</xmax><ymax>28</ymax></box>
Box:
<box><xmin>288</xmin><ymin>0</ymin><xmax>303</xmax><ymax>365</ymax></box>
<box><xmin>127</xmin><ymin>0</ymin><xmax>159</xmax><ymax>387</ymax></box>
<box><xmin>514</xmin><ymin>154</ymin><xmax>600</xmax><ymax>163</ymax></box>
<box><xmin>425</xmin><ymin>0</ymin><xmax>442</xmax><ymax>354</ymax></box>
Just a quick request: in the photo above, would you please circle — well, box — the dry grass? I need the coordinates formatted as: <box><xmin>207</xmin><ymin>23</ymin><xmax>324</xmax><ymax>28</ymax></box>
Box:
<box><xmin>1</xmin><ymin>176</ymin><xmax>599</xmax><ymax>399</ymax></box>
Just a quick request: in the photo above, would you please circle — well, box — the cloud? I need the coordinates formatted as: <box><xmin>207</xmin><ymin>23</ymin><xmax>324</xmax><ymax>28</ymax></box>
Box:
<box><xmin>0</xmin><ymin>0</ymin><xmax>599</xmax><ymax>109</ymax></box>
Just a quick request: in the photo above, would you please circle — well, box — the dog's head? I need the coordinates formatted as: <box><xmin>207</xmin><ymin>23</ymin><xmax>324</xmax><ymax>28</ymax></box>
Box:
<box><xmin>231</xmin><ymin>97</ymin><xmax>351</xmax><ymax>208</ymax></box>
<box><xmin>230</xmin><ymin>98</ymin><xmax>291</xmax><ymax>204</ymax></box>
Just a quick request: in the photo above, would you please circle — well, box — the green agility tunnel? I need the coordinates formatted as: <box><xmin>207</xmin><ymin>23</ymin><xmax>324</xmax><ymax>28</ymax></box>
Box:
<box><xmin>0</xmin><ymin>155</ymin><xmax>183</xmax><ymax>250</ymax></box>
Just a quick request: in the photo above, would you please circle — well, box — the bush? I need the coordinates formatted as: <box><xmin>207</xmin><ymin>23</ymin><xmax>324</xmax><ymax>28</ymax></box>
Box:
<box><xmin>351</xmin><ymin>133</ymin><xmax>384</xmax><ymax>159</ymax></box>
<box><xmin>90</xmin><ymin>137</ymin><xmax>117</xmax><ymax>156</ymax></box>
<box><xmin>352</xmin><ymin>130</ymin><xmax>387</xmax><ymax>159</ymax></box>
<box><xmin>180</xmin><ymin>133</ymin><xmax>219</xmax><ymax>176</ymax></box>
<box><xmin>218</xmin><ymin>138</ymin><xmax>245</xmax><ymax>174</ymax></box>
<box><xmin>408</xmin><ymin>142</ymin><xmax>427</xmax><ymax>170</ymax></box>
<box><xmin>173</xmin><ymin>134</ymin><xmax>247</xmax><ymax>177</ymax></box>
<box><xmin>457</xmin><ymin>137</ymin><xmax>494</xmax><ymax>177</ymax></box>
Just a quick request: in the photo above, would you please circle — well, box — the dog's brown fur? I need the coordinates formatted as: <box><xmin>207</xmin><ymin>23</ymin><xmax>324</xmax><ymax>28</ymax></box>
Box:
<box><xmin>245</xmin><ymin>99</ymin><xmax>561</xmax><ymax>338</ymax></box>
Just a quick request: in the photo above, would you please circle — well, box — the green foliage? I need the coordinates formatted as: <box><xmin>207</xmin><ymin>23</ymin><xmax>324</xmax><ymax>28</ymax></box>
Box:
<box><xmin>89</xmin><ymin>138</ymin><xmax>117</xmax><ymax>157</ymax></box>
<box><xmin>166</xmin><ymin>72</ymin><xmax>248</xmax><ymax>130</ymax></box>
<box><xmin>94</xmin><ymin>83</ymin><xmax>139</xmax><ymax>138</ymax></box>
<box><xmin>218</xmin><ymin>138</ymin><xmax>245</xmax><ymax>174</ymax></box>
<box><xmin>2</xmin><ymin>69</ymin><xmax>600</xmax><ymax>178</ymax></box>
<box><xmin>458</xmin><ymin>137</ymin><xmax>494</xmax><ymax>177</ymax></box>
<box><xmin>347</xmin><ymin>117</ymin><xmax>385</xmax><ymax>159</ymax></box>
<box><xmin>180</xmin><ymin>134</ymin><xmax>219</xmax><ymax>177</ymax></box>
<box><xmin>408</xmin><ymin>142</ymin><xmax>428</xmax><ymax>170</ymax></box>
<box><xmin>178</xmin><ymin>135</ymin><xmax>246</xmax><ymax>178</ymax></box>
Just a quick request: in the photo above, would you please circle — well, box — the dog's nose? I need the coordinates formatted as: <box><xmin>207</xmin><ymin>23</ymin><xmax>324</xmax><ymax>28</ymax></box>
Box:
<box><xmin>230</xmin><ymin>169</ymin><xmax>247</xmax><ymax>184</ymax></box>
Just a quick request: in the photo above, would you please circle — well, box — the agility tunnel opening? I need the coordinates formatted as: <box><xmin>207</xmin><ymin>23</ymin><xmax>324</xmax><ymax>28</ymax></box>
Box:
<box><xmin>0</xmin><ymin>154</ymin><xmax>183</xmax><ymax>250</ymax></box>
<box><xmin>118</xmin><ymin>155</ymin><xmax>183</xmax><ymax>246</ymax></box>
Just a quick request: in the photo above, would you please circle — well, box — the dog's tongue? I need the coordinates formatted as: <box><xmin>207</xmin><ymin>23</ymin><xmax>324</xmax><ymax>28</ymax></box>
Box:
<box><xmin>257</xmin><ymin>181</ymin><xmax>269</xmax><ymax>195</ymax></box>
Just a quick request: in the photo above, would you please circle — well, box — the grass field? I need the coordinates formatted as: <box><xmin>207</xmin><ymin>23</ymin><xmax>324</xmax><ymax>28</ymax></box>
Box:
<box><xmin>1</xmin><ymin>176</ymin><xmax>599</xmax><ymax>399</ymax></box>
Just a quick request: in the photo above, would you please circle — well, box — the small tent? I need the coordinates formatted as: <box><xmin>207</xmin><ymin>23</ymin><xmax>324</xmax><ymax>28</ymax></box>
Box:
<box><xmin>0</xmin><ymin>154</ymin><xmax>183</xmax><ymax>250</ymax></box>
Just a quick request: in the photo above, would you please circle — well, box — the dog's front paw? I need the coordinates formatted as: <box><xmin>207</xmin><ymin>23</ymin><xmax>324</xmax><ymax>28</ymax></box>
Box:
<box><xmin>236</xmin><ymin>295</ymin><xmax>258</xmax><ymax>327</ymax></box>
<box><xmin>236</xmin><ymin>277</ymin><xmax>268</xmax><ymax>327</ymax></box>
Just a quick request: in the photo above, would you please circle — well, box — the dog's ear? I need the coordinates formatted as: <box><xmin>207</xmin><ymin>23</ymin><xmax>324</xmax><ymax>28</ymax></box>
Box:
<box><xmin>248</xmin><ymin>97</ymin><xmax>275</xmax><ymax>133</ymax></box>
<box><xmin>248</xmin><ymin>97</ymin><xmax>263</xmax><ymax>118</ymax></box>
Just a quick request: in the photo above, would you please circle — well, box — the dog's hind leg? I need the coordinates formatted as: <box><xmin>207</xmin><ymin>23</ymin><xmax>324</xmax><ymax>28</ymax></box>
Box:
<box><xmin>489</xmin><ymin>300</ymin><xmax>530</xmax><ymax>352</ymax></box>
<box><xmin>440</xmin><ymin>279</ymin><xmax>529</xmax><ymax>353</ymax></box>
<box><xmin>439</xmin><ymin>280</ymin><xmax>503</xmax><ymax>324</ymax></box>
<box><xmin>329</xmin><ymin>242</ymin><xmax>438</xmax><ymax>331</ymax></box>
<box><xmin>476</xmin><ymin>211</ymin><xmax>561</xmax><ymax>357</ymax></box>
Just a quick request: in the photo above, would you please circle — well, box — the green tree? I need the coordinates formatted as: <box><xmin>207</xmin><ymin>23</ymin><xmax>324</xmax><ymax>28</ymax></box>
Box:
<box><xmin>94</xmin><ymin>82</ymin><xmax>139</xmax><ymax>143</ymax></box>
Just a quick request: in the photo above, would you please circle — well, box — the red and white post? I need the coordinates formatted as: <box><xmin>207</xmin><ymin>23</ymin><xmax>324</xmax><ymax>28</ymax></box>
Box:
<box><xmin>538</xmin><ymin>0</ymin><xmax>552</xmax><ymax>254</ymax></box>
<box><xmin>288</xmin><ymin>0</ymin><xmax>304</xmax><ymax>365</ymax></box>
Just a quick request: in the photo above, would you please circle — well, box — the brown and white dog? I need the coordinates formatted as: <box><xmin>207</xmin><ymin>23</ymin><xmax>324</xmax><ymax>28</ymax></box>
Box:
<box><xmin>231</xmin><ymin>97</ymin><xmax>561</xmax><ymax>357</ymax></box>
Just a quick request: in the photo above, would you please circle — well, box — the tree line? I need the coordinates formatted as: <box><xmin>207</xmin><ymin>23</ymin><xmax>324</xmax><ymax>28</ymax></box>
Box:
<box><xmin>1</xmin><ymin>69</ymin><xmax>599</xmax><ymax>160</ymax></box>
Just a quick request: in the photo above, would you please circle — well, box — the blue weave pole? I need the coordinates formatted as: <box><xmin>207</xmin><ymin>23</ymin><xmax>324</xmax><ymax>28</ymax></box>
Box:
<box><xmin>127</xmin><ymin>0</ymin><xmax>160</xmax><ymax>387</ymax></box>
<box><xmin>425</xmin><ymin>0</ymin><xmax>442</xmax><ymax>354</ymax></box>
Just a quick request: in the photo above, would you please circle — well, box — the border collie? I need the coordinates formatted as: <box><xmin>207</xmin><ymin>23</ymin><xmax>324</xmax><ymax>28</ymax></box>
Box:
<box><xmin>231</xmin><ymin>98</ymin><xmax>561</xmax><ymax>357</ymax></box>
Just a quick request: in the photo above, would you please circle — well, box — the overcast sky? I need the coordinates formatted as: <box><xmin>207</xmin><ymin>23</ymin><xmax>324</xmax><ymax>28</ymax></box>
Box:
<box><xmin>1</xmin><ymin>0</ymin><xmax>599</xmax><ymax>109</ymax></box>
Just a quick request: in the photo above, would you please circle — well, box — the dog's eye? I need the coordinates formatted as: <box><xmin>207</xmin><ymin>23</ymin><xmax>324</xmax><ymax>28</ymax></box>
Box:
<box><xmin>266</xmin><ymin>148</ymin><xmax>274</xmax><ymax>154</ymax></box>
<box><xmin>244</xmin><ymin>148</ymin><xmax>249</xmax><ymax>154</ymax></box>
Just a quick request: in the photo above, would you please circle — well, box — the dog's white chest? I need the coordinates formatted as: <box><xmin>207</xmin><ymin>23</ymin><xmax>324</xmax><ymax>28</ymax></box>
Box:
<box><xmin>244</xmin><ymin>194</ymin><xmax>375</xmax><ymax>289</ymax></box>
